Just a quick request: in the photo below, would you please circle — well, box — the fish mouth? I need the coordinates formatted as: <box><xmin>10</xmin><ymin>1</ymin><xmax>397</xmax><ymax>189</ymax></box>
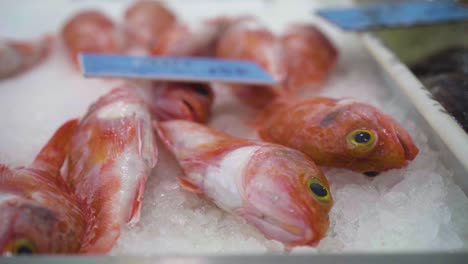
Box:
<box><xmin>395</xmin><ymin>125</ymin><xmax>419</xmax><ymax>161</ymax></box>
<box><xmin>241</xmin><ymin>212</ymin><xmax>316</xmax><ymax>246</ymax></box>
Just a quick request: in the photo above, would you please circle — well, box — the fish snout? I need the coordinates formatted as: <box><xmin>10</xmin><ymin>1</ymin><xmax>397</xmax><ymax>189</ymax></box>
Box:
<box><xmin>239</xmin><ymin>207</ymin><xmax>318</xmax><ymax>247</ymax></box>
<box><xmin>394</xmin><ymin>124</ymin><xmax>419</xmax><ymax>161</ymax></box>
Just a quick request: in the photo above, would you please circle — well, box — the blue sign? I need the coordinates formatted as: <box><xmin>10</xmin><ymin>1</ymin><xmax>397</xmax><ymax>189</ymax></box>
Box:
<box><xmin>316</xmin><ymin>1</ymin><xmax>468</xmax><ymax>31</ymax></box>
<box><xmin>80</xmin><ymin>54</ymin><xmax>277</xmax><ymax>85</ymax></box>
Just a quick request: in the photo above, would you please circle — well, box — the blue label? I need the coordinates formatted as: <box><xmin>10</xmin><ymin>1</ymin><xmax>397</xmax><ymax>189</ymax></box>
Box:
<box><xmin>79</xmin><ymin>54</ymin><xmax>277</xmax><ymax>85</ymax></box>
<box><xmin>316</xmin><ymin>1</ymin><xmax>468</xmax><ymax>31</ymax></box>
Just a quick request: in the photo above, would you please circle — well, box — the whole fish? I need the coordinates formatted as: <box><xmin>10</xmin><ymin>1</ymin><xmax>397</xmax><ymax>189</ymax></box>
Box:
<box><xmin>257</xmin><ymin>98</ymin><xmax>419</xmax><ymax>174</ymax></box>
<box><xmin>156</xmin><ymin>120</ymin><xmax>332</xmax><ymax>247</ymax></box>
<box><xmin>61</xmin><ymin>10</ymin><xmax>125</xmax><ymax>66</ymax></box>
<box><xmin>281</xmin><ymin>24</ymin><xmax>337</xmax><ymax>92</ymax></box>
<box><xmin>137</xmin><ymin>82</ymin><xmax>214</xmax><ymax>123</ymax></box>
<box><xmin>0</xmin><ymin>120</ymin><xmax>86</xmax><ymax>255</ymax></box>
<box><xmin>124</xmin><ymin>1</ymin><xmax>177</xmax><ymax>50</ymax></box>
<box><xmin>0</xmin><ymin>36</ymin><xmax>52</xmax><ymax>80</ymax></box>
<box><xmin>215</xmin><ymin>19</ymin><xmax>287</xmax><ymax>108</ymax></box>
<box><xmin>66</xmin><ymin>87</ymin><xmax>158</xmax><ymax>253</ymax></box>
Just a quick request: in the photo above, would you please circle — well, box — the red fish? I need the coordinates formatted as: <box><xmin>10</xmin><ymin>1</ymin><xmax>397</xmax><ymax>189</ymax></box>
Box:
<box><xmin>125</xmin><ymin>1</ymin><xmax>232</xmax><ymax>56</ymax></box>
<box><xmin>156</xmin><ymin>120</ymin><xmax>332</xmax><ymax>247</ymax></box>
<box><xmin>66</xmin><ymin>87</ymin><xmax>158</xmax><ymax>253</ymax></box>
<box><xmin>149</xmin><ymin>22</ymin><xmax>225</xmax><ymax>56</ymax></box>
<box><xmin>216</xmin><ymin>19</ymin><xmax>287</xmax><ymax>108</ymax></box>
<box><xmin>137</xmin><ymin>82</ymin><xmax>214</xmax><ymax>123</ymax></box>
<box><xmin>124</xmin><ymin>1</ymin><xmax>177</xmax><ymax>50</ymax></box>
<box><xmin>281</xmin><ymin>24</ymin><xmax>338</xmax><ymax>92</ymax></box>
<box><xmin>61</xmin><ymin>10</ymin><xmax>125</xmax><ymax>66</ymax></box>
<box><xmin>0</xmin><ymin>36</ymin><xmax>52</xmax><ymax>80</ymax></box>
<box><xmin>0</xmin><ymin>120</ymin><xmax>86</xmax><ymax>255</ymax></box>
<box><xmin>257</xmin><ymin>98</ymin><xmax>419</xmax><ymax>174</ymax></box>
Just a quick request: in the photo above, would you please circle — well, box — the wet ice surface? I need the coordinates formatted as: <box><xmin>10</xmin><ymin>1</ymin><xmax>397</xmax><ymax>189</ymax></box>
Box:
<box><xmin>0</xmin><ymin>0</ymin><xmax>467</xmax><ymax>255</ymax></box>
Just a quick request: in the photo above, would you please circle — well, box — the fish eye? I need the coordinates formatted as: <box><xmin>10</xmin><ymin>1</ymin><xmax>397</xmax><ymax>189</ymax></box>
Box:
<box><xmin>307</xmin><ymin>178</ymin><xmax>330</xmax><ymax>202</ymax></box>
<box><xmin>5</xmin><ymin>238</ymin><xmax>37</xmax><ymax>255</ymax></box>
<box><xmin>347</xmin><ymin>129</ymin><xmax>377</xmax><ymax>151</ymax></box>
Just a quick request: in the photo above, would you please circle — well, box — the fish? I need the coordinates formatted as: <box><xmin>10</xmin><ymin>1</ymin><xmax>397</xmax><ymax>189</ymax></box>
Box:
<box><xmin>137</xmin><ymin>81</ymin><xmax>214</xmax><ymax>123</ymax></box>
<box><xmin>156</xmin><ymin>120</ymin><xmax>332</xmax><ymax>247</ymax></box>
<box><xmin>124</xmin><ymin>1</ymin><xmax>232</xmax><ymax>56</ymax></box>
<box><xmin>0</xmin><ymin>36</ymin><xmax>52</xmax><ymax>80</ymax></box>
<box><xmin>215</xmin><ymin>19</ymin><xmax>287</xmax><ymax>108</ymax></box>
<box><xmin>61</xmin><ymin>10</ymin><xmax>125</xmax><ymax>66</ymax></box>
<box><xmin>0</xmin><ymin>120</ymin><xmax>86</xmax><ymax>255</ymax></box>
<box><xmin>149</xmin><ymin>21</ymin><xmax>226</xmax><ymax>57</ymax></box>
<box><xmin>281</xmin><ymin>24</ymin><xmax>338</xmax><ymax>93</ymax></box>
<box><xmin>65</xmin><ymin>86</ymin><xmax>158</xmax><ymax>253</ymax></box>
<box><xmin>124</xmin><ymin>1</ymin><xmax>177</xmax><ymax>50</ymax></box>
<box><xmin>257</xmin><ymin>98</ymin><xmax>419</xmax><ymax>174</ymax></box>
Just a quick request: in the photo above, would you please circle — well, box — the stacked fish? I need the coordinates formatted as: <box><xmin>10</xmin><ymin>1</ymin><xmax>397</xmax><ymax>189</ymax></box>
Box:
<box><xmin>0</xmin><ymin>1</ymin><xmax>418</xmax><ymax>255</ymax></box>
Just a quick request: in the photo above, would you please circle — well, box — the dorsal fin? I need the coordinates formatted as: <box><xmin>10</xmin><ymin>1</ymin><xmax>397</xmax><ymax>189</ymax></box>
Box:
<box><xmin>32</xmin><ymin>119</ymin><xmax>79</xmax><ymax>176</ymax></box>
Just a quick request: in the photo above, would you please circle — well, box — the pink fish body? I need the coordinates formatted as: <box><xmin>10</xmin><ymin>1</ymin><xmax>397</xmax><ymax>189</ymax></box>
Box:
<box><xmin>257</xmin><ymin>98</ymin><xmax>419</xmax><ymax>174</ymax></box>
<box><xmin>0</xmin><ymin>120</ymin><xmax>86</xmax><ymax>255</ymax></box>
<box><xmin>66</xmin><ymin>87</ymin><xmax>158</xmax><ymax>253</ymax></box>
<box><xmin>156</xmin><ymin>120</ymin><xmax>332</xmax><ymax>247</ymax></box>
<box><xmin>216</xmin><ymin>19</ymin><xmax>287</xmax><ymax>108</ymax></box>
<box><xmin>61</xmin><ymin>10</ymin><xmax>124</xmax><ymax>66</ymax></box>
<box><xmin>124</xmin><ymin>1</ymin><xmax>177</xmax><ymax>50</ymax></box>
<box><xmin>0</xmin><ymin>36</ymin><xmax>52</xmax><ymax>80</ymax></box>
<box><xmin>281</xmin><ymin>24</ymin><xmax>337</xmax><ymax>92</ymax></box>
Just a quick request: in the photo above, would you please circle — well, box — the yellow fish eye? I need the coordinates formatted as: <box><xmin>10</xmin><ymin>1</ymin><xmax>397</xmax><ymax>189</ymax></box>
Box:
<box><xmin>5</xmin><ymin>238</ymin><xmax>37</xmax><ymax>255</ymax></box>
<box><xmin>347</xmin><ymin>129</ymin><xmax>376</xmax><ymax>149</ymax></box>
<box><xmin>307</xmin><ymin>178</ymin><xmax>330</xmax><ymax>202</ymax></box>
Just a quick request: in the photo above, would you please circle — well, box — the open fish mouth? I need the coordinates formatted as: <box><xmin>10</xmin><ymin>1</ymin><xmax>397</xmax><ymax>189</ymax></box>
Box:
<box><xmin>395</xmin><ymin>125</ymin><xmax>419</xmax><ymax>161</ymax></box>
<box><xmin>240</xmin><ymin>211</ymin><xmax>316</xmax><ymax>246</ymax></box>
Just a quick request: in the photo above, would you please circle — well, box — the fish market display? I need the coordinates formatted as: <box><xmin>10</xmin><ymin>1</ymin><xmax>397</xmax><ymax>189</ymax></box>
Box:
<box><xmin>0</xmin><ymin>36</ymin><xmax>52</xmax><ymax>80</ymax></box>
<box><xmin>0</xmin><ymin>120</ymin><xmax>85</xmax><ymax>254</ymax></box>
<box><xmin>156</xmin><ymin>120</ymin><xmax>332</xmax><ymax>247</ymax></box>
<box><xmin>1</xmin><ymin>0</ymin><xmax>468</xmax><ymax>257</ymax></box>
<box><xmin>137</xmin><ymin>82</ymin><xmax>214</xmax><ymax>123</ymax></box>
<box><xmin>61</xmin><ymin>10</ymin><xmax>125</xmax><ymax>66</ymax></box>
<box><xmin>257</xmin><ymin>98</ymin><xmax>419</xmax><ymax>174</ymax></box>
<box><xmin>66</xmin><ymin>87</ymin><xmax>158</xmax><ymax>253</ymax></box>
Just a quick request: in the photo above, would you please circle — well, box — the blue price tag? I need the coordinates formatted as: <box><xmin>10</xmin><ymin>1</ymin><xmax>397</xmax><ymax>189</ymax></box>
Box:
<box><xmin>79</xmin><ymin>54</ymin><xmax>277</xmax><ymax>85</ymax></box>
<box><xmin>316</xmin><ymin>1</ymin><xmax>468</xmax><ymax>31</ymax></box>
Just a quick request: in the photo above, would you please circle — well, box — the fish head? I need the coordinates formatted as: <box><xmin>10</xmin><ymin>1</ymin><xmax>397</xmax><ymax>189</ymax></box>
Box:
<box><xmin>315</xmin><ymin>102</ymin><xmax>419</xmax><ymax>173</ymax></box>
<box><xmin>240</xmin><ymin>146</ymin><xmax>332</xmax><ymax>247</ymax></box>
<box><xmin>0</xmin><ymin>198</ymin><xmax>60</xmax><ymax>255</ymax></box>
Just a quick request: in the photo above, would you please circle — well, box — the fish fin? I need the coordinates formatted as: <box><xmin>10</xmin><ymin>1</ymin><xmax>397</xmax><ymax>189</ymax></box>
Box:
<box><xmin>126</xmin><ymin>176</ymin><xmax>147</xmax><ymax>225</ymax></box>
<box><xmin>32</xmin><ymin>119</ymin><xmax>79</xmax><ymax>176</ymax></box>
<box><xmin>178</xmin><ymin>177</ymin><xmax>203</xmax><ymax>193</ymax></box>
<box><xmin>0</xmin><ymin>164</ymin><xmax>14</xmax><ymax>183</ymax></box>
